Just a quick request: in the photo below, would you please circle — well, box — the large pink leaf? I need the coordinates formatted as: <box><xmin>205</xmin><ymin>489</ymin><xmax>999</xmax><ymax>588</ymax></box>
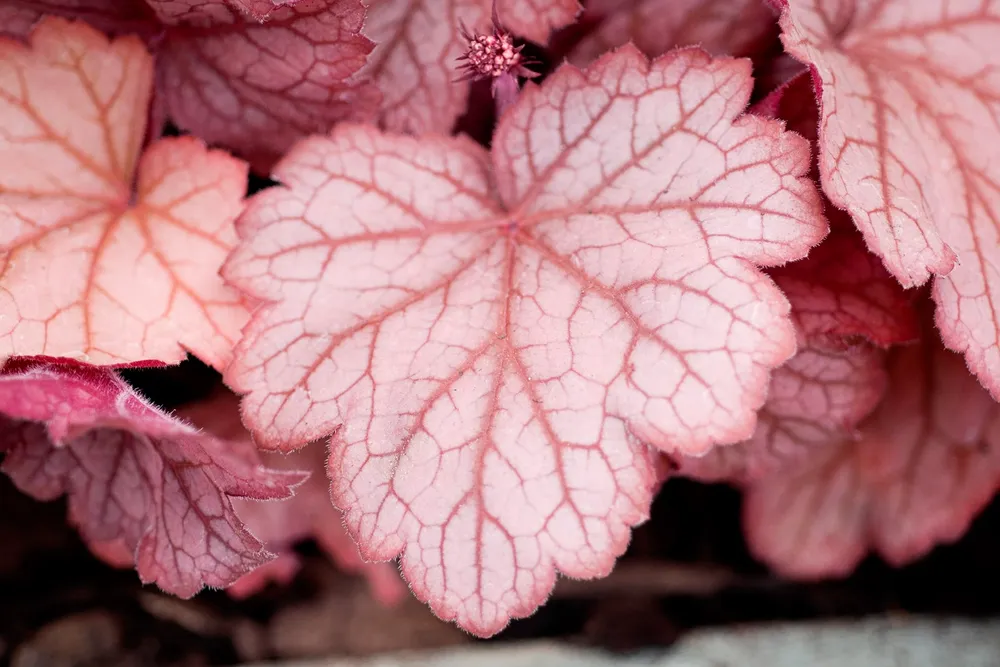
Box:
<box><xmin>744</xmin><ymin>332</ymin><xmax>1000</xmax><ymax>578</ymax></box>
<box><xmin>0</xmin><ymin>362</ymin><xmax>304</xmax><ymax>596</ymax></box>
<box><xmin>361</xmin><ymin>0</ymin><xmax>576</xmax><ymax>135</ymax></box>
<box><xmin>225</xmin><ymin>47</ymin><xmax>826</xmax><ymax>634</ymax></box>
<box><xmin>570</xmin><ymin>0</ymin><xmax>778</xmax><ymax>67</ymax></box>
<box><xmin>0</xmin><ymin>18</ymin><xmax>249</xmax><ymax>369</ymax></box>
<box><xmin>156</xmin><ymin>0</ymin><xmax>378</xmax><ymax>174</ymax></box>
<box><xmin>777</xmin><ymin>0</ymin><xmax>1000</xmax><ymax>396</ymax></box>
<box><xmin>177</xmin><ymin>389</ymin><xmax>406</xmax><ymax>605</ymax></box>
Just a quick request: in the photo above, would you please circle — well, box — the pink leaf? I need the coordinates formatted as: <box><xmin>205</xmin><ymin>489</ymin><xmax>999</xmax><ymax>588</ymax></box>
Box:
<box><xmin>225</xmin><ymin>47</ymin><xmax>826</xmax><ymax>634</ymax></box>
<box><xmin>178</xmin><ymin>389</ymin><xmax>406</xmax><ymax>605</ymax></box>
<box><xmin>778</xmin><ymin>0</ymin><xmax>1000</xmax><ymax>396</ymax></box>
<box><xmin>0</xmin><ymin>362</ymin><xmax>304</xmax><ymax>597</ymax></box>
<box><xmin>569</xmin><ymin>0</ymin><xmax>778</xmax><ymax>68</ymax></box>
<box><xmin>156</xmin><ymin>0</ymin><xmax>378</xmax><ymax>174</ymax></box>
<box><xmin>0</xmin><ymin>18</ymin><xmax>249</xmax><ymax>369</ymax></box>
<box><xmin>361</xmin><ymin>0</ymin><xmax>574</xmax><ymax>135</ymax></box>
<box><xmin>744</xmin><ymin>331</ymin><xmax>1000</xmax><ymax>578</ymax></box>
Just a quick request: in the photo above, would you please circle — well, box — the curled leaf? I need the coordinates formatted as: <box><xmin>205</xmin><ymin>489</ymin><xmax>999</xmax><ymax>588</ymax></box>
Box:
<box><xmin>0</xmin><ymin>362</ymin><xmax>304</xmax><ymax>597</ymax></box>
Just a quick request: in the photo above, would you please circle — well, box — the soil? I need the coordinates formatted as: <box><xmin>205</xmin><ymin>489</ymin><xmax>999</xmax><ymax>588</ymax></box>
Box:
<box><xmin>3</xmin><ymin>358</ymin><xmax>1000</xmax><ymax>666</ymax></box>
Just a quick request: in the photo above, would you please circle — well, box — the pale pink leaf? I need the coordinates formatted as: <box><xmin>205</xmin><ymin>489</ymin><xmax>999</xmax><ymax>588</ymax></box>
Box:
<box><xmin>570</xmin><ymin>0</ymin><xmax>777</xmax><ymax>67</ymax></box>
<box><xmin>0</xmin><ymin>362</ymin><xmax>304</xmax><ymax>597</ymax></box>
<box><xmin>744</xmin><ymin>334</ymin><xmax>1000</xmax><ymax>578</ymax></box>
<box><xmin>0</xmin><ymin>18</ymin><xmax>249</xmax><ymax>369</ymax></box>
<box><xmin>778</xmin><ymin>0</ymin><xmax>1000</xmax><ymax>395</ymax></box>
<box><xmin>225</xmin><ymin>47</ymin><xmax>825</xmax><ymax>634</ymax></box>
<box><xmin>178</xmin><ymin>390</ymin><xmax>406</xmax><ymax>604</ymax></box>
<box><xmin>154</xmin><ymin>0</ymin><xmax>378</xmax><ymax>173</ymax></box>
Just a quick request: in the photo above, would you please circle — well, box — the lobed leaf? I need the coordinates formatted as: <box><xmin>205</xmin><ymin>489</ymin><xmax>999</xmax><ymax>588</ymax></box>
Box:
<box><xmin>0</xmin><ymin>362</ymin><xmax>304</xmax><ymax>597</ymax></box>
<box><xmin>0</xmin><ymin>17</ymin><xmax>249</xmax><ymax>369</ymax></box>
<box><xmin>778</xmin><ymin>0</ymin><xmax>1000</xmax><ymax>397</ymax></box>
<box><xmin>225</xmin><ymin>46</ymin><xmax>825</xmax><ymax>634</ymax></box>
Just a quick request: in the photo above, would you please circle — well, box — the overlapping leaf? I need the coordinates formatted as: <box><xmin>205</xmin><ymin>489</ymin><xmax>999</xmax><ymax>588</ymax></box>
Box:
<box><xmin>777</xmin><ymin>0</ymin><xmax>1000</xmax><ymax>397</ymax></box>
<box><xmin>0</xmin><ymin>18</ymin><xmax>249</xmax><ymax>368</ymax></box>
<box><xmin>225</xmin><ymin>47</ymin><xmax>825</xmax><ymax>634</ymax></box>
<box><xmin>744</xmin><ymin>329</ymin><xmax>1000</xmax><ymax>578</ymax></box>
<box><xmin>569</xmin><ymin>0</ymin><xmax>778</xmax><ymax>67</ymax></box>
<box><xmin>0</xmin><ymin>362</ymin><xmax>304</xmax><ymax>596</ymax></box>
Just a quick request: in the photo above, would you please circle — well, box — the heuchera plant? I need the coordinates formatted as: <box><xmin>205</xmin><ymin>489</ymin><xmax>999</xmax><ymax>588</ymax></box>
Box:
<box><xmin>1</xmin><ymin>0</ymin><xmax>999</xmax><ymax>638</ymax></box>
